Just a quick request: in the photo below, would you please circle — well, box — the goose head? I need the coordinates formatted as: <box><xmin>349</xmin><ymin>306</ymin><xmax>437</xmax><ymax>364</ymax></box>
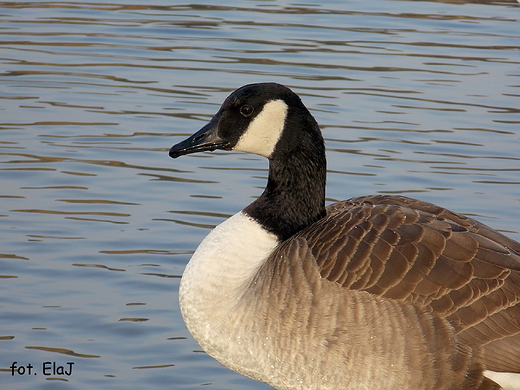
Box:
<box><xmin>169</xmin><ymin>83</ymin><xmax>327</xmax><ymax>241</ymax></box>
<box><xmin>169</xmin><ymin>82</ymin><xmax>324</xmax><ymax>161</ymax></box>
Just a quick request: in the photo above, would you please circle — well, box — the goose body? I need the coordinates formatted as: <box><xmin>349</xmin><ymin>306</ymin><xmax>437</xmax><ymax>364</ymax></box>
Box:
<box><xmin>169</xmin><ymin>83</ymin><xmax>520</xmax><ymax>390</ymax></box>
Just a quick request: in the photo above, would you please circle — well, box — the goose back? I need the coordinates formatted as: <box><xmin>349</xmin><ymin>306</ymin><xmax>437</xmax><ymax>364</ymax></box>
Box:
<box><xmin>291</xmin><ymin>195</ymin><xmax>520</xmax><ymax>374</ymax></box>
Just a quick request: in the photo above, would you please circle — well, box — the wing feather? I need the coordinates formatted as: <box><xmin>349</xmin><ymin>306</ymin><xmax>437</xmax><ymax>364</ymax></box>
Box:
<box><xmin>292</xmin><ymin>194</ymin><xmax>520</xmax><ymax>372</ymax></box>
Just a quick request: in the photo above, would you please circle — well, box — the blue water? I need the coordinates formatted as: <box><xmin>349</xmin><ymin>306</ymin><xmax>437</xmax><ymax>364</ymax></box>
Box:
<box><xmin>1</xmin><ymin>1</ymin><xmax>519</xmax><ymax>389</ymax></box>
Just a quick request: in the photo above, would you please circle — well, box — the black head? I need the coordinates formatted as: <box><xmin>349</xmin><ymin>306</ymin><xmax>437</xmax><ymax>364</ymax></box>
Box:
<box><xmin>169</xmin><ymin>83</ymin><xmax>327</xmax><ymax>240</ymax></box>
<box><xmin>169</xmin><ymin>83</ymin><xmax>319</xmax><ymax>160</ymax></box>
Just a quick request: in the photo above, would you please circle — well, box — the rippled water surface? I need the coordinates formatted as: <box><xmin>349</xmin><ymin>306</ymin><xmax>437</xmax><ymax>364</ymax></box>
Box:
<box><xmin>1</xmin><ymin>1</ymin><xmax>519</xmax><ymax>389</ymax></box>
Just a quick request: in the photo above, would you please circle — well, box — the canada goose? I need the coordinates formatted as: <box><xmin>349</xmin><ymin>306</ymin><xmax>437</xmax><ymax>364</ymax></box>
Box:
<box><xmin>169</xmin><ymin>82</ymin><xmax>520</xmax><ymax>390</ymax></box>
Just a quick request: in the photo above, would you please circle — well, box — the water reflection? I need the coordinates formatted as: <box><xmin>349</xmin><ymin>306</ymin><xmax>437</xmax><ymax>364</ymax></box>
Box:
<box><xmin>1</xmin><ymin>1</ymin><xmax>519</xmax><ymax>389</ymax></box>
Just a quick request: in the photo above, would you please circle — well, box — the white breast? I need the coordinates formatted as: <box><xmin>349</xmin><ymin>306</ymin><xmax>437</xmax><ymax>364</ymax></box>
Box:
<box><xmin>179</xmin><ymin>211</ymin><xmax>279</xmax><ymax>360</ymax></box>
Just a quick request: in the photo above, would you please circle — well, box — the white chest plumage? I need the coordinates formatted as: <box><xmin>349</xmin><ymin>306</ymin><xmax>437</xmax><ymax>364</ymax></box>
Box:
<box><xmin>179</xmin><ymin>211</ymin><xmax>279</xmax><ymax>361</ymax></box>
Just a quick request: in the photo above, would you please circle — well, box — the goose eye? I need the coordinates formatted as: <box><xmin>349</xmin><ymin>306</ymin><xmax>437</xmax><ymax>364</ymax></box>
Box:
<box><xmin>240</xmin><ymin>105</ymin><xmax>254</xmax><ymax>117</ymax></box>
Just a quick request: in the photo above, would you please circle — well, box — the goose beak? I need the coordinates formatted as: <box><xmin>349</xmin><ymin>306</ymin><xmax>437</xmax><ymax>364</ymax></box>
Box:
<box><xmin>169</xmin><ymin>116</ymin><xmax>228</xmax><ymax>158</ymax></box>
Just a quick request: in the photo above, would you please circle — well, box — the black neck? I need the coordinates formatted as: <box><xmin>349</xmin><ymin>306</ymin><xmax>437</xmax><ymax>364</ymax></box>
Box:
<box><xmin>244</xmin><ymin>113</ymin><xmax>326</xmax><ymax>241</ymax></box>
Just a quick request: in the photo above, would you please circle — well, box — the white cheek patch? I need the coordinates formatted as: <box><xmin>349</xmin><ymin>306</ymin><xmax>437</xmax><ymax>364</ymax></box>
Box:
<box><xmin>233</xmin><ymin>99</ymin><xmax>288</xmax><ymax>158</ymax></box>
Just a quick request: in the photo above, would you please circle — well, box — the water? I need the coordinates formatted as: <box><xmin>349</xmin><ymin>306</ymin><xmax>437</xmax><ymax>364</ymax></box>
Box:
<box><xmin>1</xmin><ymin>1</ymin><xmax>519</xmax><ymax>389</ymax></box>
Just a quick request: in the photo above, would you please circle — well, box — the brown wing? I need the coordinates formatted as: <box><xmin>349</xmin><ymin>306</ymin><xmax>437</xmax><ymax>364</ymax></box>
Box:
<box><xmin>296</xmin><ymin>194</ymin><xmax>520</xmax><ymax>372</ymax></box>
